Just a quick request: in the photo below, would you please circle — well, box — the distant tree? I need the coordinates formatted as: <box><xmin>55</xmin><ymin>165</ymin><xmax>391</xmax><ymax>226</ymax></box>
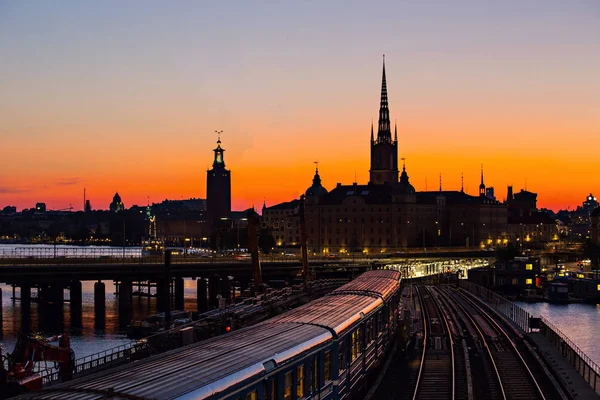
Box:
<box><xmin>258</xmin><ymin>228</ymin><xmax>276</xmax><ymax>254</ymax></box>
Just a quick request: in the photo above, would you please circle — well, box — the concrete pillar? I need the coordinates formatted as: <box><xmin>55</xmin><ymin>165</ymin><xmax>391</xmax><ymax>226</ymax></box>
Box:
<box><xmin>70</xmin><ymin>281</ymin><xmax>82</xmax><ymax>328</ymax></box>
<box><xmin>39</xmin><ymin>284</ymin><xmax>64</xmax><ymax>332</ymax></box>
<box><xmin>209</xmin><ymin>276</ymin><xmax>220</xmax><ymax>309</ymax></box>
<box><xmin>156</xmin><ymin>279</ymin><xmax>169</xmax><ymax>312</ymax></box>
<box><xmin>118</xmin><ymin>280</ymin><xmax>133</xmax><ymax>329</ymax></box>
<box><xmin>221</xmin><ymin>278</ymin><xmax>232</xmax><ymax>305</ymax></box>
<box><xmin>20</xmin><ymin>284</ymin><xmax>31</xmax><ymax>311</ymax></box>
<box><xmin>94</xmin><ymin>281</ymin><xmax>106</xmax><ymax>329</ymax></box>
<box><xmin>174</xmin><ymin>277</ymin><xmax>185</xmax><ymax>311</ymax></box>
<box><xmin>197</xmin><ymin>278</ymin><xmax>207</xmax><ymax>313</ymax></box>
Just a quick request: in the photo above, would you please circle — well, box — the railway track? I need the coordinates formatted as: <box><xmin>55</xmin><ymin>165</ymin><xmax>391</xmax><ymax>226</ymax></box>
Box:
<box><xmin>408</xmin><ymin>285</ymin><xmax>455</xmax><ymax>400</ymax></box>
<box><xmin>435</xmin><ymin>285</ymin><xmax>563</xmax><ymax>400</ymax></box>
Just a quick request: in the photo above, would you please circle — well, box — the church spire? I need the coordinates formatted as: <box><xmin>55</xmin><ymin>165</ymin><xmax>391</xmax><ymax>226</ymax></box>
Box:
<box><xmin>377</xmin><ymin>54</ymin><xmax>391</xmax><ymax>143</ymax></box>
<box><xmin>479</xmin><ymin>164</ymin><xmax>486</xmax><ymax>196</ymax></box>
<box><xmin>394</xmin><ymin>120</ymin><xmax>398</xmax><ymax>142</ymax></box>
<box><xmin>370</xmin><ymin>119</ymin><xmax>374</xmax><ymax>143</ymax></box>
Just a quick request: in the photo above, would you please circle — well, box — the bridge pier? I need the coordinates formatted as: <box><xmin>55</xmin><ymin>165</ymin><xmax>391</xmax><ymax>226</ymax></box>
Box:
<box><xmin>209</xmin><ymin>276</ymin><xmax>220</xmax><ymax>309</ymax></box>
<box><xmin>39</xmin><ymin>283</ymin><xmax>64</xmax><ymax>332</ymax></box>
<box><xmin>20</xmin><ymin>284</ymin><xmax>31</xmax><ymax>310</ymax></box>
<box><xmin>221</xmin><ymin>278</ymin><xmax>231</xmax><ymax>305</ymax></box>
<box><xmin>118</xmin><ymin>280</ymin><xmax>133</xmax><ymax>328</ymax></box>
<box><xmin>94</xmin><ymin>281</ymin><xmax>106</xmax><ymax>329</ymax></box>
<box><xmin>197</xmin><ymin>278</ymin><xmax>207</xmax><ymax>312</ymax></box>
<box><xmin>174</xmin><ymin>277</ymin><xmax>184</xmax><ymax>311</ymax></box>
<box><xmin>70</xmin><ymin>280</ymin><xmax>83</xmax><ymax>329</ymax></box>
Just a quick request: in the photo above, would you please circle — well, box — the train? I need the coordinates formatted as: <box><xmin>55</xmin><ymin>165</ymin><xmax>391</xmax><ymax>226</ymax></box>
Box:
<box><xmin>20</xmin><ymin>269</ymin><xmax>402</xmax><ymax>400</ymax></box>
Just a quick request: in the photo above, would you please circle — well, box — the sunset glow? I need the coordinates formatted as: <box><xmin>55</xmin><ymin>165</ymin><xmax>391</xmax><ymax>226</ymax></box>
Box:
<box><xmin>1</xmin><ymin>1</ymin><xmax>599</xmax><ymax>212</ymax></box>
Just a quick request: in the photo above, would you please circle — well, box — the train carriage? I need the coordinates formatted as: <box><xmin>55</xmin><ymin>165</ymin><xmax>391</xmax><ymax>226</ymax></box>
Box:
<box><xmin>19</xmin><ymin>270</ymin><xmax>401</xmax><ymax>400</ymax></box>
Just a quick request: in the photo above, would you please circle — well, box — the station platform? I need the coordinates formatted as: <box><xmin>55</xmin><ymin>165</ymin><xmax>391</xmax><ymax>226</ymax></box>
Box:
<box><xmin>529</xmin><ymin>332</ymin><xmax>600</xmax><ymax>399</ymax></box>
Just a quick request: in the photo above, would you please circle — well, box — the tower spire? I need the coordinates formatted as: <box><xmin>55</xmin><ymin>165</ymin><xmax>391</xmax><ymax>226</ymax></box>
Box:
<box><xmin>479</xmin><ymin>164</ymin><xmax>486</xmax><ymax>196</ymax></box>
<box><xmin>370</xmin><ymin>119</ymin><xmax>374</xmax><ymax>142</ymax></box>
<box><xmin>394</xmin><ymin>120</ymin><xmax>398</xmax><ymax>142</ymax></box>
<box><xmin>377</xmin><ymin>54</ymin><xmax>391</xmax><ymax>142</ymax></box>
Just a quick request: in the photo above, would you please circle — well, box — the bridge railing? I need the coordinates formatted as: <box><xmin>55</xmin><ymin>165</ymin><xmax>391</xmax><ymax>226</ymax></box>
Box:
<box><xmin>458</xmin><ymin>280</ymin><xmax>531</xmax><ymax>332</ymax></box>
<box><xmin>539</xmin><ymin>317</ymin><xmax>600</xmax><ymax>395</ymax></box>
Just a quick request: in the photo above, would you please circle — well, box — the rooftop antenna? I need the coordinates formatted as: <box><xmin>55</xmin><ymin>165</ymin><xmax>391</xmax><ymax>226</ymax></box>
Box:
<box><xmin>461</xmin><ymin>173</ymin><xmax>464</xmax><ymax>193</ymax></box>
<box><xmin>83</xmin><ymin>188</ymin><xmax>86</xmax><ymax>211</ymax></box>
<box><xmin>439</xmin><ymin>173</ymin><xmax>442</xmax><ymax>192</ymax></box>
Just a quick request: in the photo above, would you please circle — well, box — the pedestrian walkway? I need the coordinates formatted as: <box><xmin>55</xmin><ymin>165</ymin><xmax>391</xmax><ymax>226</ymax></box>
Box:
<box><xmin>529</xmin><ymin>332</ymin><xmax>600</xmax><ymax>399</ymax></box>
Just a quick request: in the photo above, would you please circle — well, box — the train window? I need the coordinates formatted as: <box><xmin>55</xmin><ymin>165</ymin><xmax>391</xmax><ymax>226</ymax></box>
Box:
<box><xmin>351</xmin><ymin>329</ymin><xmax>361</xmax><ymax>361</ymax></box>
<box><xmin>310</xmin><ymin>357</ymin><xmax>319</xmax><ymax>392</ymax></box>
<box><xmin>264</xmin><ymin>377</ymin><xmax>277</xmax><ymax>400</ymax></box>
<box><xmin>297</xmin><ymin>365</ymin><xmax>305</xmax><ymax>398</ymax></box>
<box><xmin>284</xmin><ymin>372</ymin><xmax>292</xmax><ymax>400</ymax></box>
<box><xmin>324</xmin><ymin>351</ymin><xmax>331</xmax><ymax>382</ymax></box>
<box><xmin>246</xmin><ymin>390</ymin><xmax>257</xmax><ymax>400</ymax></box>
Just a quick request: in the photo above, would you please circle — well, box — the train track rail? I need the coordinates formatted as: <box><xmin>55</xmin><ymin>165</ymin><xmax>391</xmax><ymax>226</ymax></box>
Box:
<box><xmin>409</xmin><ymin>285</ymin><xmax>455</xmax><ymax>400</ymax></box>
<box><xmin>435</xmin><ymin>285</ymin><xmax>562</xmax><ymax>400</ymax></box>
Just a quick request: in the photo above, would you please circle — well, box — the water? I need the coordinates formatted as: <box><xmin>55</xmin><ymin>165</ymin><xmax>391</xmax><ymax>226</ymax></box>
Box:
<box><xmin>0</xmin><ymin>279</ymin><xmax>201</xmax><ymax>360</ymax></box>
<box><xmin>517</xmin><ymin>302</ymin><xmax>600</xmax><ymax>366</ymax></box>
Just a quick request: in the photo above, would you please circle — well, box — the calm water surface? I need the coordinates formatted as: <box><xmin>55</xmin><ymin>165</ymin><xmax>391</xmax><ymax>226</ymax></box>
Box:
<box><xmin>517</xmin><ymin>302</ymin><xmax>600</xmax><ymax>366</ymax></box>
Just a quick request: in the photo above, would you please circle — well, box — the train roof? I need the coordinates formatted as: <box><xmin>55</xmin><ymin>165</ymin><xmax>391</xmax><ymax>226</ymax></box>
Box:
<box><xmin>20</xmin><ymin>323</ymin><xmax>331</xmax><ymax>400</ymax></box>
<box><xmin>330</xmin><ymin>269</ymin><xmax>401</xmax><ymax>300</ymax></box>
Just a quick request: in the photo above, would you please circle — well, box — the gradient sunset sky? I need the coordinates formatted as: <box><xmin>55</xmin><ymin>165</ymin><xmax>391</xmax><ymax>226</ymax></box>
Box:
<box><xmin>1</xmin><ymin>1</ymin><xmax>599</xmax><ymax>212</ymax></box>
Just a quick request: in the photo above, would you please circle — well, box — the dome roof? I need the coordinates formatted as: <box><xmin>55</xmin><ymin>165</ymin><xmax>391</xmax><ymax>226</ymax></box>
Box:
<box><xmin>306</xmin><ymin>168</ymin><xmax>328</xmax><ymax>197</ymax></box>
<box><xmin>397</xmin><ymin>164</ymin><xmax>415</xmax><ymax>194</ymax></box>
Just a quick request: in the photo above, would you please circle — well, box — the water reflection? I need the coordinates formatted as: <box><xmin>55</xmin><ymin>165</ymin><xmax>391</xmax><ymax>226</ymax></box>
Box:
<box><xmin>518</xmin><ymin>302</ymin><xmax>600</xmax><ymax>366</ymax></box>
<box><xmin>1</xmin><ymin>279</ymin><xmax>201</xmax><ymax>359</ymax></box>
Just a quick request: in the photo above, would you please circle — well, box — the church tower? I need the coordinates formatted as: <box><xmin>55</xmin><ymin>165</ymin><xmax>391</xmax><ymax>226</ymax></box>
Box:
<box><xmin>206</xmin><ymin>133</ymin><xmax>231</xmax><ymax>229</ymax></box>
<box><xmin>369</xmin><ymin>56</ymin><xmax>399</xmax><ymax>185</ymax></box>
<box><xmin>479</xmin><ymin>164</ymin><xmax>486</xmax><ymax>197</ymax></box>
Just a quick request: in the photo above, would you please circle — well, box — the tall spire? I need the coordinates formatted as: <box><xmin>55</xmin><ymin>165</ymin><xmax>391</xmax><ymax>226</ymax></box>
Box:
<box><xmin>377</xmin><ymin>54</ymin><xmax>391</xmax><ymax>143</ymax></box>
<box><xmin>394</xmin><ymin>120</ymin><xmax>398</xmax><ymax>142</ymax></box>
<box><xmin>479</xmin><ymin>164</ymin><xmax>486</xmax><ymax>196</ymax></box>
<box><xmin>370</xmin><ymin>119</ymin><xmax>374</xmax><ymax>142</ymax></box>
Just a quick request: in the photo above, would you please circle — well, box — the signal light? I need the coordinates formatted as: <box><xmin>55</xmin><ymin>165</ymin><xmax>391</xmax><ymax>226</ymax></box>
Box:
<box><xmin>225</xmin><ymin>326</ymin><xmax>231</xmax><ymax>332</ymax></box>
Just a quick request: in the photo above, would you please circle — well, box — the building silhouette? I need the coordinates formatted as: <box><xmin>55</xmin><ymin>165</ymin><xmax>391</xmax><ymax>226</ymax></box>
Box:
<box><xmin>206</xmin><ymin>134</ymin><xmax>231</xmax><ymax>229</ymax></box>
<box><xmin>109</xmin><ymin>193</ymin><xmax>124</xmax><ymax>213</ymax></box>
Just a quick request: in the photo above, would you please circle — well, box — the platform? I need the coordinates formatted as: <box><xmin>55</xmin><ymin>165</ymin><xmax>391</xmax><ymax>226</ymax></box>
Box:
<box><xmin>529</xmin><ymin>332</ymin><xmax>600</xmax><ymax>399</ymax></box>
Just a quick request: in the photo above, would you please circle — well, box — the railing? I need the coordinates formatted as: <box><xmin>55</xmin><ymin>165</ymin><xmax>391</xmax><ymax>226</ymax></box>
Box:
<box><xmin>458</xmin><ymin>280</ymin><xmax>531</xmax><ymax>332</ymax></box>
<box><xmin>540</xmin><ymin>317</ymin><xmax>600</xmax><ymax>395</ymax></box>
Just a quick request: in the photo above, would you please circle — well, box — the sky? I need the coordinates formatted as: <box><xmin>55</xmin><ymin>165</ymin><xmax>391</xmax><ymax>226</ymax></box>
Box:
<box><xmin>1</xmin><ymin>1</ymin><xmax>599</xmax><ymax>212</ymax></box>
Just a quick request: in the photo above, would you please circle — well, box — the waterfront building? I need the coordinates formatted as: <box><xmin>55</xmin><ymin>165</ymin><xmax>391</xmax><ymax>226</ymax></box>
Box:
<box><xmin>265</xmin><ymin>58</ymin><xmax>509</xmax><ymax>254</ymax></box>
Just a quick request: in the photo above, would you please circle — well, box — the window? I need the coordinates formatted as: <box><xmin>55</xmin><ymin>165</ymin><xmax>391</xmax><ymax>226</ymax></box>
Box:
<box><xmin>351</xmin><ymin>329</ymin><xmax>361</xmax><ymax>361</ymax></box>
<box><xmin>526</xmin><ymin>278</ymin><xmax>533</xmax><ymax>285</ymax></box>
<box><xmin>297</xmin><ymin>365</ymin><xmax>305</xmax><ymax>398</ymax></box>
<box><xmin>324</xmin><ymin>351</ymin><xmax>331</xmax><ymax>381</ymax></box>
<box><xmin>246</xmin><ymin>391</ymin><xmax>257</xmax><ymax>400</ymax></box>
<box><xmin>339</xmin><ymin>341</ymin><xmax>345</xmax><ymax>370</ymax></box>
<box><xmin>311</xmin><ymin>357</ymin><xmax>319</xmax><ymax>393</ymax></box>
<box><xmin>284</xmin><ymin>372</ymin><xmax>292</xmax><ymax>400</ymax></box>
<box><xmin>526</xmin><ymin>263</ymin><xmax>533</xmax><ymax>270</ymax></box>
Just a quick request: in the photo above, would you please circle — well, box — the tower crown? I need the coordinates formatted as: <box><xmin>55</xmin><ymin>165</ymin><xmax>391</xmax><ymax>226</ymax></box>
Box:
<box><xmin>213</xmin><ymin>131</ymin><xmax>225</xmax><ymax>168</ymax></box>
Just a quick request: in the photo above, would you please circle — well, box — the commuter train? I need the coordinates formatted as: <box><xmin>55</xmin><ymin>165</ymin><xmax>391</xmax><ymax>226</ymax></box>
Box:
<box><xmin>23</xmin><ymin>270</ymin><xmax>402</xmax><ymax>400</ymax></box>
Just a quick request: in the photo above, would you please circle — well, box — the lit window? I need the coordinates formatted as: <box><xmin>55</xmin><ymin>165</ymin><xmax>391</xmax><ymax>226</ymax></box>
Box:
<box><xmin>284</xmin><ymin>372</ymin><xmax>292</xmax><ymax>400</ymax></box>
<box><xmin>351</xmin><ymin>329</ymin><xmax>361</xmax><ymax>361</ymax></box>
<box><xmin>526</xmin><ymin>264</ymin><xmax>533</xmax><ymax>270</ymax></box>
<box><xmin>245</xmin><ymin>390</ymin><xmax>257</xmax><ymax>400</ymax></box>
<box><xmin>526</xmin><ymin>279</ymin><xmax>533</xmax><ymax>285</ymax></box>
<box><xmin>297</xmin><ymin>365</ymin><xmax>305</xmax><ymax>398</ymax></box>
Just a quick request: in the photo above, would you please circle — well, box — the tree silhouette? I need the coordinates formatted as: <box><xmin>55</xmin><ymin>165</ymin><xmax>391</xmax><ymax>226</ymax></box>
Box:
<box><xmin>258</xmin><ymin>228</ymin><xmax>276</xmax><ymax>254</ymax></box>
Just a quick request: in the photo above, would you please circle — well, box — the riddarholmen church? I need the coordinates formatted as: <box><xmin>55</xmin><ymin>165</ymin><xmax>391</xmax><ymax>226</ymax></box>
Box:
<box><xmin>262</xmin><ymin>58</ymin><xmax>519</xmax><ymax>254</ymax></box>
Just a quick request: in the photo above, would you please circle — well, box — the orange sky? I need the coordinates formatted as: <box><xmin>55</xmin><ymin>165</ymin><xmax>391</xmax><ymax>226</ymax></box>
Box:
<box><xmin>1</xmin><ymin>2</ymin><xmax>599</xmax><ymax>212</ymax></box>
